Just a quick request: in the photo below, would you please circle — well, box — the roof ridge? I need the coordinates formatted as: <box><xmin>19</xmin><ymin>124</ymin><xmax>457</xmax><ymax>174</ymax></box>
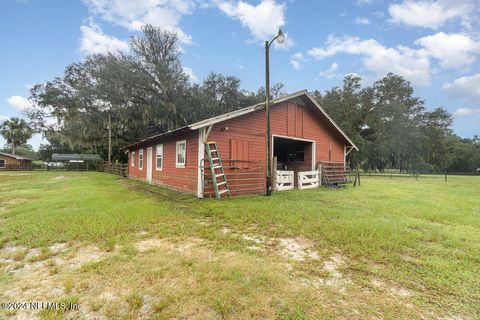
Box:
<box><xmin>123</xmin><ymin>89</ymin><xmax>358</xmax><ymax>151</ymax></box>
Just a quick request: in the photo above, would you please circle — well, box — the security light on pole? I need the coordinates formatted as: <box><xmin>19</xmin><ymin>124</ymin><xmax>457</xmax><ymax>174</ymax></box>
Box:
<box><xmin>265</xmin><ymin>29</ymin><xmax>285</xmax><ymax>196</ymax></box>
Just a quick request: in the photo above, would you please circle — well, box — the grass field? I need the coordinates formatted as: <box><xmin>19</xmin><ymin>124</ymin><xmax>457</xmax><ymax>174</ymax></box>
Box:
<box><xmin>0</xmin><ymin>171</ymin><xmax>479</xmax><ymax>319</ymax></box>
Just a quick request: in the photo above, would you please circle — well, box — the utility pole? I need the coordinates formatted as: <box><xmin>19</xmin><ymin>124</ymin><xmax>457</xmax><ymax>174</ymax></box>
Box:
<box><xmin>264</xmin><ymin>29</ymin><xmax>285</xmax><ymax>196</ymax></box>
<box><xmin>108</xmin><ymin>113</ymin><xmax>112</xmax><ymax>164</ymax></box>
<box><xmin>265</xmin><ymin>40</ymin><xmax>271</xmax><ymax>196</ymax></box>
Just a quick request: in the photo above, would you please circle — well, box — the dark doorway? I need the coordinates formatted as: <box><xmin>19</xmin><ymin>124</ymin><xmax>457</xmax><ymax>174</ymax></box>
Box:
<box><xmin>273</xmin><ymin>136</ymin><xmax>313</xmax><ymax>185</ymax></box>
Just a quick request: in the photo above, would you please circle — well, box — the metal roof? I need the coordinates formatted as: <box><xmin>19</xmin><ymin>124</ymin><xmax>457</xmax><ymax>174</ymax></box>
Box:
<box><xmin>0</xmin><ymin>152</ymin><xmax>32</xmax><ymax>160</ymax></box>
<box><xmin>124</xmin><ymin>90</ymin><xmax>359</xmax><ymax>151</ymax></box>
<box><xmin>51</xmin><ymin>153</ymin><xmax>102</xmax><ymax>161</ymax></box>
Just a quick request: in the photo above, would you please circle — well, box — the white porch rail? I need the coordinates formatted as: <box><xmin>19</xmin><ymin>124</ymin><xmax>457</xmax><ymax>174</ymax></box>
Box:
<box><xmin>297</xmin><ymin>170</ymin><xmax>320</xmax><ymax>190</ymax></box>
<box><xmin>276</xmin><ymin>170</ymin><xmax>294</xmax><ymax>191</ymax></box>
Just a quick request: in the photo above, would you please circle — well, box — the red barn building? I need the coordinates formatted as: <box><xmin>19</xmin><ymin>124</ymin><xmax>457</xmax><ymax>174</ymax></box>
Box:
<box><xmin>125</xmin><ymin>90</ymin><xmax>358</xmax><ymax>198</ymax></box>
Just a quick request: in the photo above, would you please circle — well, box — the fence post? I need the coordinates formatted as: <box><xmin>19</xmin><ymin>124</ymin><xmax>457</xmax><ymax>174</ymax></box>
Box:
<box><xmin>272</xmin><ymin>157</ymin><xmax>277</xmax><ymax>191</ymax></box>
<box><xmin>444</xmin><ymin>170</ymin><xmax>447</xmax><ymax>183</ymax></box>
<box><xmin>318</xmin><ymin>165</ymin><xmax>322</xmax><ymax>186</ymax></box>
<box><xmin>357</xmin><ymin>167</ymin><xmax>361</xmax><ymax>186</ymax></box>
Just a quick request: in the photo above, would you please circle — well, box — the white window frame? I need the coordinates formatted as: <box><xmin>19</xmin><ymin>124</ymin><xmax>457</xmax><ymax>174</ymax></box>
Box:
<box><xmin>176</xmin><ymin>140</ymin><xmax>186</xmax><ymax>168</ymax></box>
<box><xmin>0</xmin><ymin>159</ymin><xmax>5</xmax><ymax>168</ymax></box>
<box><xmin>138</xmin><ymin>149</ymin><xmax>143</xmax><ymax>170</ymax></box>
<box><xmin>156</xmin><ymin>144</ymin><xmax>163</xmax><ymax>171</ymax></box>
<box><xmin>131</xmin><ymin>151</ymin><xmax>136</xmax><ymax>167</ymax></box>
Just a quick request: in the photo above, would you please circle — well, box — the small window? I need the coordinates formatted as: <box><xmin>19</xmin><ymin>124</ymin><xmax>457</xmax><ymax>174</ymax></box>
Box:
<box><xmin>138</xmin><ymin>149</ymin><xmax>143</xmax><ymax>170</ymax></box>
<box><xmin>131</xmin><ymin>151</ymin><xmax>136</xmax><ymax>167</ymax></box>
<box><xmin>176</xmin><ymin>140</ymin><xmax>186</xmax><ymax>168</ymax></box>
<box><xmin>0</xmin><ymin>159</ymin><xmax>5</xmax><ymax>168</ymax></box>
<box><xmin>288</xmin><ymin>151</ymin><xmax>304</xmax><ymax>163</ymax></box>
<box><xmin>156</xmin><ymin>144</ymin><xmax>163</xmax><ymax>171</ymax></box>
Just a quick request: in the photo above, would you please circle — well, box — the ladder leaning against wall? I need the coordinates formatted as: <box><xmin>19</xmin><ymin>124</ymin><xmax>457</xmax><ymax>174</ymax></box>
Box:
<box><xmin>205</xmin><ymin>141</ymin><xmax>231</xmax><ymax>200</ymax></box>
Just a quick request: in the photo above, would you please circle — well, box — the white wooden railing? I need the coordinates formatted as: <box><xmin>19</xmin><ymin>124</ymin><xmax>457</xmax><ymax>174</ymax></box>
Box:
<box><xmin>297</xmin><ymin>170</ymin><xmax>320</xmax><ymax>190</ymax></box>
<box><xmin>276</xmin><ymin>170</ymin><xmax>294</xmax><ymax>191</ymax></box>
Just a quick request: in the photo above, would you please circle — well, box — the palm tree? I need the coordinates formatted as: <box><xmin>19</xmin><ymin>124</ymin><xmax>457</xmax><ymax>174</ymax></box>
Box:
<box><xmin>0</xmin><ymin>117</ymin><xmax>33</xmax><ymax>154</ymax></box>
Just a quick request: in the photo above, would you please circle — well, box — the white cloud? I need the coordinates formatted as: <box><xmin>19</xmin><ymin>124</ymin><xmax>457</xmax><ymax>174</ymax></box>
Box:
<box><xmin>79</xmin><ymin>23</ymin><xmax>129</xmax><ymax>55</ymax></box>
<box><xmin>218</xmin><ymin>0</ymin><xmax>290</xmax><ymax>45</ymax></box>
<box><xmin>415</xmin><ymin>32</ymin><xmax>479</xmax><ymax>69</ymax></box>
<box><xmin>7</xmin><ymin>96</ymin><xmax>33</xmax><ymax>111</ymax></box>
<box><xmin>183</xmin><ymin>66</ymin><xmax>198</xmax><ymax>82</ymax></box>
<box><xmin>290</xmin><ymin>52</ymin><xmax>305</xmax><ymax>70</ymax></box>
<box><xmin>83</xmin><ymin>0</ymin><xmax>194</xmax><ymax>43</ymax></box>
<box><xmin>443</xmin><ymin>73</ymin><xmax>480</xmax><ymax>103</ymax></box>
<box><xmin>307</xmin><ymin>35</ymin><xmax>431</xmax><ymax>86</ymax></box>
<box><xmin>388</xmin><ymin>0</ymin><xmax>475</xmax><ymax>29</ymax></box>
<box><xmin>453</xmin><ymin>108</ymin><xmax>480</xmax><ymax>116</ymax></box>
<box><xmin>354</xmin><ymin>17</ymin><xmax>370</xmax><ymax>25</ymax></box>
<box><xmin>319</xmin><ymin>62</ymin><xmax>339</xmax><ymax>79</ymax></box>
<box><xmin>0</xmin><ymin>114</ymin><xmax>9</xmax><ymax>121</ymax></box>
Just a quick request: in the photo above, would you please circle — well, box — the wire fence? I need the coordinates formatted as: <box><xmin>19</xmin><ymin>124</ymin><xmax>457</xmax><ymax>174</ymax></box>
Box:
<box><xmin>358</xmin><ymin>170</ymin><xmax>479</xmax><ymax>180</ymax></box>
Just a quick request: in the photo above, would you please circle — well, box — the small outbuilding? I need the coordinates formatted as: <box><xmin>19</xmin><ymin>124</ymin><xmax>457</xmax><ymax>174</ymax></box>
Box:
<box><xmin>0</xmin><ymin>152</ymin><xmax>32</xmax><ymax>170</ymax></box>
<box><xmin>50</xmin><ymin>153</ymin><xmax>102</xmax><ymax>171</ymax></box>
<box><xmin>124</xmin><ymin>90</ymin><xmax>358</xmax><ymax>198</ymax></box>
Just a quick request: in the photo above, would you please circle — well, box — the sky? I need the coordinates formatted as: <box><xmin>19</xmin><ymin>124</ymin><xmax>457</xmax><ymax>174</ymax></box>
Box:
<box><xmin>1</xmin><ymin>0</ymin><xmax>479</xmax><ymax>150</ymax></box>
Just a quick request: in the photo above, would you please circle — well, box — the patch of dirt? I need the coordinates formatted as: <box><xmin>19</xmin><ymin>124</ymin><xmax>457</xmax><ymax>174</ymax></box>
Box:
<box><xmin>0</xmin><ymin>244</ymin><xmax>28</xmax><ymax>255</ymax></box>
<box><xmin>136</xmin><ymin>237</ymin><xmax>203</xmax><ymax>254</ymax></box>
<box><xmin>233</xmin><ymin>231</ymin><xmax>320</xmax><ymax>261</ymax></box>
<box><xmin>321</xmin><ymin>254</ymin><xmax>351</xmax><ymax>292</ymax></box>
<box><xmin>370</xmin><ymin>278</ymin><xmax>414</xmax><ymax>298</ymax></box>
<box><xmin>173</xmin><ymin>238</ymin><xmax>203</xmax><ymax>253</ymax></box>
<box><xmin>136</xmin><ymin>238</ymin><xmax>165</xmax><ymax>252</ymax></box>
<box><xmin>49</xmin><ymin>175</ymin><xmax>67</xmax><ymax>181</ymax></box>
<box><xmin>278</xmin><ymin>237</ymin><xmax>319</xmax><ymax>261</ymax></box>
<box><xmin>240</xmin><ymin>234</ymin><xmax>269</xmax><ymax>251</ymax></box>
<box><xmin>25</xmin><ymin>248</ymin><xmax>41</xmax><ymax>260</ymax></box>
<box><xmin>49</xmin><ymin>242</ymin><xmax>69</xmax><ymax>253</ymax></box>
<box><xmin>389</xmin><ymin>287</ymin><xmax>413</xmax><ymax>298</ymax></box>
<box><xmin>220</xmin><ymin>226</ymin><xmax>231</xmax><ymax>235</ymax></box>
<box><xmin>54</xmin><ymin>245</ymin><xmax>105</xmax><ymax>270</ymax></box>
<box><xmin>0</xmin><ymin>173</ymin><xmax>32</xmax><ymax>176</ymax></box>
<box><xmin>99</xmin><ymin>289</ymin><xmax>120</xmax><ymax>303</ymax></box>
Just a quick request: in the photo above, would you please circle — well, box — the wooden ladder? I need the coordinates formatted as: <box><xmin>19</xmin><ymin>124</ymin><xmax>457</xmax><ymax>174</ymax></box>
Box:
<box><xmin>205</xmin><ymin>141</ymin><xmax>231</xmax><ymax>200</ymax></box>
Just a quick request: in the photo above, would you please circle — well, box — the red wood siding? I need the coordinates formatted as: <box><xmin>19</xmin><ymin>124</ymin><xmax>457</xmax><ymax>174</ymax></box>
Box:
<box><xmin>128</xmin><ymin>130</ymin><xmax>198</xmax><ymax>193</ymax></box>
<box><xmin>207</xmin><ymin>101</ymin><xmax>345</xmax><ymax>167</ymax></box>
<box><xmin>270</xmin><ymin>102</ymin><xmax>345</xmax><ymax>163</ymax></box>
<box><xmin>203</xmin><ymin>111</ymin><xmax>266</xmax><ymax>197</ymax></box>
<box><xmin>127</xmin><ymin>100</ymin><xmax>348</xmax><ymax>197</ymax></box>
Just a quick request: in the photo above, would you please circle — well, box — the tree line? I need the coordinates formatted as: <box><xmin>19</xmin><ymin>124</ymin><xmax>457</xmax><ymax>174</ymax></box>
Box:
<box><xmin>1</xmin><ymin>25</ymin><xmax>478</xmax><ymax>173</ymax></box>
<box><xmin>313</xmin><ymin>75</ymin><xmax>480</xmax><ymax>173</ymax></box>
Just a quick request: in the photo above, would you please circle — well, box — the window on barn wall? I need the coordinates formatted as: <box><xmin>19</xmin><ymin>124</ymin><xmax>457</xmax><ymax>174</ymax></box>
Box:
<box><xmin>230</xmin><ymin>139</ymin><xmax>250</xmax><ymax>168</ymax></box>
<box><xmin>131</xmin><ymin>151</ymin><xmax>136</xmax><ymax>167</ymax></box>
<box><xmin>176</xmin><ymin>140</ymin><xmax>186</xmax><ymax>168</ymax></box>
<box><xmin>288</xmin><ymin>151</ymin><xmax>304</xmax><ymax>163</ymax></box>
<box><xmin>156</xmin><ymin>144</ymin><xmax>163</xmax><ymax>171</ymax></box>
<box><xmin>0</xmin><ymin>159</ymin><xmax>4</xmax><ymax>168</ymax></box>
<box><xmin>139</xmin><ymin>149</ymin><xmax>143</xmax><ymax>170</ymax></box>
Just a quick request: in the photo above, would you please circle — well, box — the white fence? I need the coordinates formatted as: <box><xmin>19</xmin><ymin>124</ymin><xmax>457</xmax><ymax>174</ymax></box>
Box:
<box><xmin>297</xmin><ymin>170</ymin><xmax>320</xmax><ymax>190</ymax></box>
<box><xmin>276</xmin><ymin>170</ymin><xmax>294</xmax><ymax>191</ymax></box>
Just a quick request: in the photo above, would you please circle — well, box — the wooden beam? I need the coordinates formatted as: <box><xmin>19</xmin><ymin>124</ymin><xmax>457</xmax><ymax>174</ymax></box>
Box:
<box><xmin>202</xmin><ymin>125</ymin><xmax>213</xmax><ymax>144</ymax></box>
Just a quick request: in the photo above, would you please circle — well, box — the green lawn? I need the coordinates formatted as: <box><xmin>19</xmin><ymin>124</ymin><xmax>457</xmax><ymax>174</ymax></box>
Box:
<box><xmin>0</xmin><ymin>171</ymin><xmax>479</xmax><ymax>319</ymax></box>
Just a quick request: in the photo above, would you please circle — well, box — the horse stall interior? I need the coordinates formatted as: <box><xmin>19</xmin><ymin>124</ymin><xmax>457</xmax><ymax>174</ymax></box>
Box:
<box><xmin>273</xmin><ymin>136</ymin><xmax>314</xmax><ymax>187</ymax></box>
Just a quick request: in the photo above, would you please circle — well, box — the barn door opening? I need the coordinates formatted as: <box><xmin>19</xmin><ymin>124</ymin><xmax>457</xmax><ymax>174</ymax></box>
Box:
<box><xmin>273</xmin><ymin>136</ymin><xmax>314</xmax><ymax>187</ymax></box>
<box><xmin>146</xmin><ymin>147</ymin><xmax>153</xmax><ymax>184</ymax></box>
